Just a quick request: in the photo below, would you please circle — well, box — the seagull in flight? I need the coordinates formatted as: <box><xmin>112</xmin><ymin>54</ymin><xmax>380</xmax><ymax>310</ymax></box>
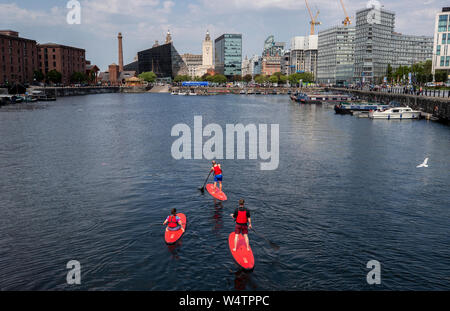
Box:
<box><xmin>417</xmin><ymin>158</ymin><xmax>429</xmax><ymax>168</ymax></box>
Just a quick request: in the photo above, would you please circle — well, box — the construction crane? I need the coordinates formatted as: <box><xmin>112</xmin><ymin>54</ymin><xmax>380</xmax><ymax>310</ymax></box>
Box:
<box><xmin>339</xmin><ymin>0</ymin><xmax>351</xmax><ymax>26</ymax></box>
<box><xmin>304</xmin><ymin>0</ymin><xmax>321</xmax><ymax>35</ymax></box>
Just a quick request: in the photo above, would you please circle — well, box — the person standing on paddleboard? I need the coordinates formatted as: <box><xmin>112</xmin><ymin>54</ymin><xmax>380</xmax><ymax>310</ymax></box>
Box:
<box><xmin>210</xmin><ymin>160</ymin><xmax>223</xmax><ymax>192</ymax></box>
<box><xmin>230</xmin><ymin>199</ymin><xmax>252</xmax><ymax>252</ymax></box>
<box><xmin>163</xmin><ymin>208</ymin><xmax>185</xmax><ymax>233</ymax></box>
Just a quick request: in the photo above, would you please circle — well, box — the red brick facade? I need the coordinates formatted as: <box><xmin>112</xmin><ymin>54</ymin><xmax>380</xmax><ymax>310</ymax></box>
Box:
<box><xmin>0</xmin><ymin>30</ymin><xmax>38</xmax><ymax>85</ymax></box>
<box><xmin>38</xmin><ymin>43</ymin><xmax>86</xmax><ymax>84</ymax></box>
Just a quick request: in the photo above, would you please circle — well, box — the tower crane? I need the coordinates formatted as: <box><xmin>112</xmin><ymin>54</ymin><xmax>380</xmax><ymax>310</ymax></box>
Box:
<box><xmin>304</xmin><ymin>0</ymin><xmax>321</xmax><ymax>35</ymax></box>
<box><xmin>339</xmin><ymin>0</ymin><xmax>351</xmax><ymax>26</ymax></box>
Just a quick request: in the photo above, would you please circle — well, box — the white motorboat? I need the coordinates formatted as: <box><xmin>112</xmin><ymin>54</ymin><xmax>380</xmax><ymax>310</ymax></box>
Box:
<box><xmin>178</xmin><ymin>92</ymin><xmax>187</xmax><ymax>96</ymax></box>
<box><xmin>369</xmin><ymin>107</ymin><xmax>421</xmax><ymax>119</ymax></box>
<box><xmin>188</xmin><ymin>92</ymin><xmax>197</xmax><ymax>96</ymax></box>
<box><xmin>171</xmin><ymin>91</ymin><xmax>177</xmax><ymax>95</ymax></box>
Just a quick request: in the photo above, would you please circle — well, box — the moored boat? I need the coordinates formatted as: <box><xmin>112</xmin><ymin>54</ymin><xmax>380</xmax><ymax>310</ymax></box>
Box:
<box><xmin>334</xmin><ymin>102</ymin><xmax>391</xmax><ymax>115</ymax></box>
<box><xmin>369</xmin><ymin>107</ymin><xmax>421</xmax><ymax>119</ymax></box>
<box><xmin>293</xmin><ymin>92</ymin><xmax>353</xmax><ymax>104</ymax></box>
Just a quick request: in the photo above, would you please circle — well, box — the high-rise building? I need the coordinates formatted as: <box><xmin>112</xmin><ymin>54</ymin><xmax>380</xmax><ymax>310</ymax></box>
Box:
<box><xmin>289</xmin><ymin>35</ymin><xmax>318</xmax><ymax>77</ymax></box>
<box><xmin>214</xmin><ymin>34</ymin><xmax>242</xmax><ymax>77</ymax></box>
<box><xmin>432</xmin><ymin>7</ymin><xmax>450</xmax><ymax>76</ymax></box>
<box><xmin>354</xmin><ymin>6</ymin><xmax>433</xmax><ymax>83</ymax></box>
<box><xmin>37</xmin><ymin>43</ymin><xmax>86</xmax><ymax>84</ymax></box>
<box><xmin>0</xmin><ymin>30</ymin><xmax>38</xmax><ymax>85</ymax></box>
<box><xmin>317</xmin><ymin>26</ymin><xmax>355</xmax><ymax>84</ymax></box>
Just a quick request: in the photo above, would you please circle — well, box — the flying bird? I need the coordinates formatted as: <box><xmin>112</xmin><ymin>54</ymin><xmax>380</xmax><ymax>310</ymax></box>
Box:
<box><xmin>416</xmin><ymin>158</ymin><xmax>429</xmax><ymax>168</ymax></box>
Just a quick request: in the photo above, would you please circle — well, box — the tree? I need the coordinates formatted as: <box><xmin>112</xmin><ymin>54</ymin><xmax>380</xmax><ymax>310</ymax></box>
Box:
<box><xmin>46</xmin><ymin>70</ymin><xmax>62</xmax><ymax>84</ymax></box>
<box><xmin>288</xmin><ymin>73</ymin><xmax>301</xmax><ymax>85</ymax></box>
<box><xmin>279</xmin><ymin>75</ymin><xmax>288</xmax><ymax>85</ymax></box>
<box><xmin>212</xmin><ymin>74</ymin><xmax>227</xmax><ymax>84</ymax></box>
<box><xmin>70</xmin><ymin>72</ymin><xmax>88</xmax><ymax>83</ymax></box>
<box><xmin>139</xmin><ymin>71</ymin><xmax>157</xmax><ymax>83</ymax></box>
<box><xmin>435</xmin><ymin>70</ymin><xmax>448</xmax><ymax>83</ymax></box>
<box><xmin>243</xmin><ymin>74</ymin><xmax>252</xmax><ymax>83</ymax></box>
<box><xmin>269</xmin><ymin>75</ymin><xmax>279</xmax><ymax>84</ymax></box>
<box><xmin>254</xmin><ymin>75</ymin><xmax>268</xmax><ymax>84</ymax></box>
<box><xmin>299</xmin><ymin>72</ymin><xmax>315</xmax><ymax>83</ymax></box>
<box><xmin>174</xmin><ymin>75</ymin><xmax>191</xmax><ymax>83</ymax></box>
<box><xmin>33</xmin><ymin>70</ymin><xmax>45</xmax><ymax>82</ymax></box>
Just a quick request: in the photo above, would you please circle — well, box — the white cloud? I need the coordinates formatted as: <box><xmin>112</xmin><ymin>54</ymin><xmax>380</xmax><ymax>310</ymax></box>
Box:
<box><xmin>0</xmin><ymin>3</ymin><xmax>65</xmax><ymax>26</ymax></box>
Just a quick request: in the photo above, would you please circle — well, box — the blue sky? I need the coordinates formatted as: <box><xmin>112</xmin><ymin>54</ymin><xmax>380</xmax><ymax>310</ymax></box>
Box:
<box><xmin>0</xmin><ymin>0</ymin><xmax>446</xmax><ymax>70</ymax></box>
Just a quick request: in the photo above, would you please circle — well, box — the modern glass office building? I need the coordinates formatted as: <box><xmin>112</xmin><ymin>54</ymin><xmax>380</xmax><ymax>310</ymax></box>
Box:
<box><xmin>124</xmin><ymin>42</ymin><xmax>187</xmax><ymax>79</ymax></box>
<box><xmin>214</xmin><ymin>34</ymin><xmax>242</xmax><ymax>77</ymax></box>
<box><xmin>432</xmin><ymin>7</ymin><xmax>450</xmax><ymax>76</ymax></box>
<box><xmin>317</xmin><ymin>26</ymin><xmax>355</xmax><ymax>85</ymax></box>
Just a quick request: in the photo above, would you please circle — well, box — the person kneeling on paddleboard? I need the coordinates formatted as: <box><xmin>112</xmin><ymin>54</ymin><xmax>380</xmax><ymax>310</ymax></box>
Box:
<box><xmin>230</xmin><ymin>199</ymin><xmax>252</xmax><ymax>252</ymax></box>
<box><xmin>210</xmin><ymin>160</ymin><xmax>223</xmax><ymax>192</ymax></box>
<box><xmin>163</xmin><ymin>208</ymin><xmax>185</xmax><ymax>233</ymax></box>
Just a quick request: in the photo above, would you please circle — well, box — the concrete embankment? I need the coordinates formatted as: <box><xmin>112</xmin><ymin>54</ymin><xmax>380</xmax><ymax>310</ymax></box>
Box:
<box><xmin>328</xmin><ymin>88</ymin><xmax>450</xmax><ymax>124</ymax></box>
<box><xmin>32</xmin><ymin>86</ymin><xmax>121</xmax><ymax>97</ymax></box>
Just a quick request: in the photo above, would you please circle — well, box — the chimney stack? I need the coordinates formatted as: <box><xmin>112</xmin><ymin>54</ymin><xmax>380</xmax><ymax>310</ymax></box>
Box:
<box><xmin>118</xmin><ymin>32</ymin><xmax>124</xmax><ymax>72</ymax></box>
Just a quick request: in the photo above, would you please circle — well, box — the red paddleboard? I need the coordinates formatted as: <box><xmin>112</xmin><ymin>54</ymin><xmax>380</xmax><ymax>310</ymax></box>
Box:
<box><xmin>228</xmin><ymin>232</ymin><xmax>254</xmax><ymax>270</ymax></box>
<box><xmin>206</xmin><ymin>184</ymin><xmax>227</xmax><ymax>201</ymax></box>
<box><xmin>164</xmin><ymin>213</ymin><xmax>186</xmax><ymax>244</ymax></box>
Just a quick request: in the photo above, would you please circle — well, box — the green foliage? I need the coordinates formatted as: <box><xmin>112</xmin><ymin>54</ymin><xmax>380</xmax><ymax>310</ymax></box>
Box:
<box><xmin>70</xmin><ymin>72</ymin><xmax>88</xmax><ymax>83</ymax></box>
<box><xmin>174</xmin><ymin>75</ymin><xmax>191</xmax><ymax>83</ymax></box>
<box><xmin>212</xmin><ymin>74</ymin><xmax>227</xmax><ymax>84</ymax></box>
<box><xmin>243</xmin><ymin>74</ymin><xmax>253</xmax><ymax>83</ymax></box>
<box><xmin>288</xmin><ymin>72</ymin><xmax>314</xmax><ymax>84</ymax></box>
<box><xmin>435</xmin><ymin>70</ymin><xmax>448</xmax><ymax>83</ymax></box>
<box><xmin>33</xmin><ymin>70</ymin><xmax>45</xmax><ymax>82</ymax></box>
<box><xmin>46</xmin><ymin>70</ymin><xmax>62</xmax><ymax>84</ymax></box>
<box><xmin>269</xmin><ymin>75</ymin><xmax>279</xmax><ymax>84</ymax></box>
<box><xmin>279</xmin><ymin>75</ymin><xmax>288</xmax><ymax>84</ymax></box>
<box><xmin>254</xmin><ymin>75</ymin><xmax>268</xmax><ymax>84</ymax></box>
<box><xmin>139</xmin><ymin>71</ymin><xmax>157</xmax><ymax>83</ymax></box>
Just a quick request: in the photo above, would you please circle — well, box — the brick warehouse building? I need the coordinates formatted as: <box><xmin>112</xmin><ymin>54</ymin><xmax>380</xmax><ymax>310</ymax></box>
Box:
<box><xmin>38</xmin><ymin>43</ymin><xmax>86</xmax><ymax>84</ymax></box>
<box><xmin>0</xmin><ymin>30</ymin><xmax>38</xmax><ymax>85</ymax></box>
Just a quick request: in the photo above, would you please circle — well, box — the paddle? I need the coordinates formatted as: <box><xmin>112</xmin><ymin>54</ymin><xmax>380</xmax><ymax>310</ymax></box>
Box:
<box><xmin>199</xmin><ymin>170</ymin><xmax>212</xmax><ymax>192</ymax></box>
<box><xmin>251</xmin><ymin>227</ymin><xmax>280</xmax><ymax>250</ymax></box>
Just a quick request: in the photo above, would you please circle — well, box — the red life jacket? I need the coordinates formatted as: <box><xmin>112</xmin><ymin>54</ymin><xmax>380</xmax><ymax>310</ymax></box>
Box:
<box><xmin>168</xmin><ymin>215</ymin><xmax>178</xmax><ymax>228</ymax></box>
<box><xmin>236</xmin><ymin>209</ymin><xmax>247</xmax><ymax>225</ymax></box>
<box><xmin>213</xmin><ymin>165</ymin><xmax>222</xmax><ymax>175</ymax></box>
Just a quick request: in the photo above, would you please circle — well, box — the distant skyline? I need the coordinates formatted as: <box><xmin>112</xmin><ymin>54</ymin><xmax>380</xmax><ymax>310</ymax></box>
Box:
<box><xmin>0</xmin><ymin>0</ymin><xmax>446</xmax><ymax>70</ymax></box>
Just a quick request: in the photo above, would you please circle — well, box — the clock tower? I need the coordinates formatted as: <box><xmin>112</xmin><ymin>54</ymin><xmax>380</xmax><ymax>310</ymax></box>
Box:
<box><xmin>202</xmin><ymin>30</ymin><xmax>213</xmax><ymax>67</ymax></box>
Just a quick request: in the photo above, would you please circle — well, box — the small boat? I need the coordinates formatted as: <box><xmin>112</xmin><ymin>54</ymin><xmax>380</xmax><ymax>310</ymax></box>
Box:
<box><xmin>334</xmin><ymin>102</ymin><xmax>391</xmax><ymax>115</ymax></box>
<box><xmin>369</xmin><ymin>107</ymin><xmax>421</xmax><ymax>119</ymax></box>
<box><xmin>0</xmin><ymin>95</ymin><xmax>22</xmax><ymax>105</ymax></box>
<box><xmin>171</xmin><ymin>91</ymin><xmax>178</xmax><ymax>95</ymax></box>
<box><xmin>17</xmin><ymin>95</ymin><xmax>38</xmax><ymax>103</ymax></box>
<box><xmin>31</xmin><ymin>91</ymin><xmax>56</xmax><ymax>101</ymax></box>
<box><xmin>178</xmin><ymin>92</ymin><xmax>187</xmax><ymax>96</ymax></box>
<box><xmin>188</xmin><ymin>92</ymin><xmax>197</xmax><ymax>96</ymax></box>
<box><xmin>294</xmin><ymin>92</ymin><xmax>353</xmax><ymax>104</ymax></box>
